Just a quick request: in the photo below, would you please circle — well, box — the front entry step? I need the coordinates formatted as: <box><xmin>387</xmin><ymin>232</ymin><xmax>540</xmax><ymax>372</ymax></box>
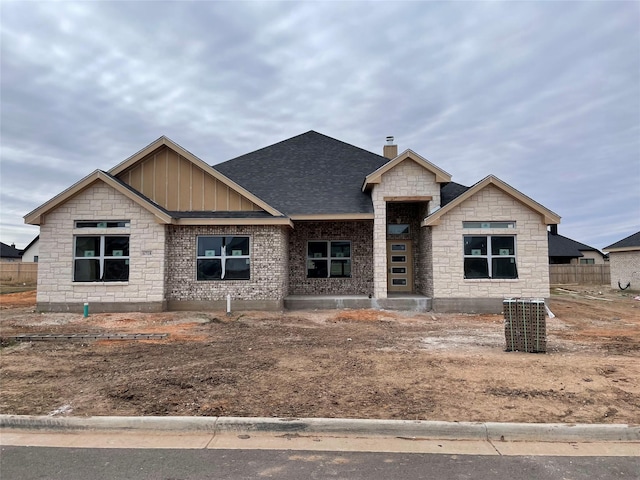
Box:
<box><xmin>284</xmin><ymin>295</ymin><xmax>431</xmax><ymax>312</ymax></box>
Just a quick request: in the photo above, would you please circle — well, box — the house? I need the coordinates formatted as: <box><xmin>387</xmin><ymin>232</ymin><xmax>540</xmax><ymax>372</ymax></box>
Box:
<box><xmin>0</xmin><ymin>242</ymin><xmax>22</xmax><ymax>262</ymax></box>
<box><xmin>604</xmin><ymin>231</ymin><xmax>640</xmax><ymax>291</ymax></box>
<box><xmin>21</xmin><ymin>235</ymin><xmax>39</xmax><ymax>262</ymax></box>
<box><xmin>24</xmin><ymin>131</ymin><xmax>560</xmax><ymax>313</ymax></box>
<box><xmin>547</xmin><ymin>228</ymin><xmax>606</xmax><ymax>264</ymax></box>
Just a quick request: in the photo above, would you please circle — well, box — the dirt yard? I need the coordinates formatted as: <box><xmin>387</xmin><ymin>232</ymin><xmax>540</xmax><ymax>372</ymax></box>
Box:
<box><xmin>1</xmin><ymin>287</ymin><xmax>639</xmax><ymax>424</ymax></box>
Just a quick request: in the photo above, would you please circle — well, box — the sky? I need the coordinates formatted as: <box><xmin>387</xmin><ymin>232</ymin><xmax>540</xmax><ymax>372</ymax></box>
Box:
<box><xmin>1</xmin><ymin>1</ymin><xmax>638</xmax><ymax>251</ymax></box>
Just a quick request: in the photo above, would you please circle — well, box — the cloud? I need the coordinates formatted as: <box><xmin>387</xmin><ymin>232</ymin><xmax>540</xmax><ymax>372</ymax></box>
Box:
<box><xmin>1</xmin><ymin>1</ymin><xmax>638</xmax><ymax>249</ymax></box>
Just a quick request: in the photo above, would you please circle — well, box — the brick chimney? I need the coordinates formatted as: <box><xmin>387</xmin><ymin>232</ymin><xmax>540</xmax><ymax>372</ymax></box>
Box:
<box><xmin>383</xmin><ymin>136</ymin><xmax>397</xmax><ymax>159</ymax></box>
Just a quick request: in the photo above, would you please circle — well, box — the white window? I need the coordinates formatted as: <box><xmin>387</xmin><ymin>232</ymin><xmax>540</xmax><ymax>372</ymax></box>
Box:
<box><xmin>463</xmin><ymin>235</ymin><xmax>517</xmax><ymax>279</ymax></box>
<box><xmin>197</xmin><ymin>236</ymin><xmax>250</xmax><ymax>281</ymax></box>
<box><xmin>307</xmin><ymin>241</ymin><xmax>351</xmax><ymax>278</ymax></box>
<box><xmin>74</xmin><ymin>236</ymin><xmax>130</xmax><ymax>282</ymax></box>
<box><xmin>580</xmin><ymin>258</ymin><xmax>595</xmax><ymax>265</ymax></box>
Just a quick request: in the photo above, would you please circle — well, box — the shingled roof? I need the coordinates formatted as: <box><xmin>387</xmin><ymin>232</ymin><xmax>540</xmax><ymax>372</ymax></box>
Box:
<box><xmin>0</xmin><ymin>242</ymin><xmax>22</xmax><ymax>259</ymax></box>
<box><xmin>214</xmin><ymin>131</ymin><xmax>389</xmax><ymax>216</ymax></box>
<box><xmin>440</xmin><ymin>182</ymin><xmax>470</xmax><ymax>207</ymax></box>
<box><xmin>604</xmin><ymin>231</ymin><xmax>640</xmax><ymax>251</ymax></box>
<box><xmin>548</xmin><ymin>232</ymin><xmax>602</xmax><ymax>258</ymax></box>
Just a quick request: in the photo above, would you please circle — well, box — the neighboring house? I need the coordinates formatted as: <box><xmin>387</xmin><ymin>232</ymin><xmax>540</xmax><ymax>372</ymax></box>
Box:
<box><xmin>21</xmin><ymin>235</ymin><xmax>39</xmax><ymax>262</ymax></box>
<box><xmin>604</xmin><ymin>231</ymin><xmax>640</xmax><ymax>291</ymax></box>
<box><xmin>24</xmin><ymin>132</ymin><xmax>560</xmax><ymax>313</ymax></box>
<box><xmin>548</xmin><ymin>228</ymin><xmax>606</xmax><ymax>264</ymax></box>
<box><xmin>0</xmin><ymin>242</ymin><xmax>22</xmax><ymax>262</ymax></box>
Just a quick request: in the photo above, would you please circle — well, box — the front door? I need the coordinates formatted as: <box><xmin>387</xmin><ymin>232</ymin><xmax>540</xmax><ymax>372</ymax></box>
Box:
<box><xmin>387</xmin><ymin>241</ymin><xmax>413</xmax><ymax>293</ymax></box>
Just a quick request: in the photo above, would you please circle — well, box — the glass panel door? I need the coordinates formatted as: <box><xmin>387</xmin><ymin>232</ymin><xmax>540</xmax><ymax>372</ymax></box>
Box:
<box><xmin>387</xmin><ymin>241</ymin><xmax>412</xmax><ymax>293</ymax></box>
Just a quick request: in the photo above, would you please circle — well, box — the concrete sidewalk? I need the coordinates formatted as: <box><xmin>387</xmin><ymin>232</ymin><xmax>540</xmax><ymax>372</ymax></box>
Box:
<box><xmin>1</xmin><ymin>415</ymin><xmax>638</xmax><ymax>456</ymax></box>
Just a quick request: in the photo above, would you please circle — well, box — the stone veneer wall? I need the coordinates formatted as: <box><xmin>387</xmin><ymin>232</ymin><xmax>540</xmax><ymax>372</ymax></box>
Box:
<box><xmin>288</xmin><ymin>221</ymin><xmax>373</xmax><ymax>295</ymax></box>
<box><xmin>37</xmin><ymin>183</ymin><xmax>166</xmax><ymax>312</ymax></box>
<box><xmin>431</xmin><ymin>184</ymin><xmax>550</xmax><ymax>311</ymax></box>
<box><xmin>165</xmin><ymin>225</ymin><xmax>289</xmax><ymax>307</ymax></box>
<box><xmin>371</xmin><ymin>160</ymin><xmax>441</xmax><ymax>298</ymax></box>
<box><xmin>609</xmin><ymin>251</ymin><xmax>640</xmax><ymax>291</ymax></box>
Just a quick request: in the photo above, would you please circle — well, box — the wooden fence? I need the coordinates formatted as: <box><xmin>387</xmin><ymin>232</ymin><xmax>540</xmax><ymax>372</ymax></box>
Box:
<box><xmin>0</xmin><ymin>262</ymin><xmax>38</xmax><ymax>283</ymax></box>
<box><xmin>0</xmin><ymin>262</ymin><xmax>614</xmax><ymax>288</ymax></box>
<box><xmin>549</xmin><ymin>264</ymin><xmax>610</xmax><ymax>285</ymax></box>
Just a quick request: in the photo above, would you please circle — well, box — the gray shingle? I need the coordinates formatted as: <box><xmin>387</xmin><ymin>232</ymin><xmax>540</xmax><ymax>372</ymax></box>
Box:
<box><xmin>214</xmin><ymin>131</ymin><xmax>389</xmax><ymax>215</ymax></box>
<box><xmin>441</xmin><ymin>182</ymin><xmax>470</xmax><ymax>206</ymax></box>
<box><xmin>604</xmin><ymin>231</ymin><xmax>640</xmax><ymax>250</ymax></box>
<box><xmin>548</xmin><ymin>233</ymin><xmax>584</xmax><ymax>258</ymax></box>
<box><xmin>1</xmin><ymin>242</ymin><xmax>22</xmax><ymax>258</ymax></box>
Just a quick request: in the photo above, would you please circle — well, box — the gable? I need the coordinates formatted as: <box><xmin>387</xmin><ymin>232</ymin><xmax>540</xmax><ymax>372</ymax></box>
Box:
<box><xmin>109</xmin><ymin>136</ymin><xmax>283</xmax><ymax>216</ymax></box>
<box><xmin>423</xmin><ymin>175</ymin><xmax>561</xmax><ymax>227</ymax></box>
<box><xmin>115</xmin><ymin>145</ymin><xmax>264</xmax><ymax>212</ymax></box>
<box><xmin>363</xmin><ymin>149</ymin><xmax>452</xmax><ymax>191</ymax></box>
<box><xmin>24</xmin><ymin>171</ymin><xmax>173</xmax><ymax>225</ymax></box>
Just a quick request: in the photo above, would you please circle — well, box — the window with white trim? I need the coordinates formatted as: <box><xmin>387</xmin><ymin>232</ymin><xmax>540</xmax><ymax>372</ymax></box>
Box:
<box><xmin>74</xmin><ymin>236</ymin><xmax>130</xmax><ymax>282</ymax></box>
<box><xmin>197</xmin><ymin>236</ymin><xmax>250</xmax><ymax>281</ymax></box>
<box><xmin>307</xmin><ymin>241</ymin><xmax>351</xmax><ymax>278</ymax></box>
<box><xmin>463</xmin><ymin>235</ymin><xmax>517</xmax><ymax>279</ymax></box>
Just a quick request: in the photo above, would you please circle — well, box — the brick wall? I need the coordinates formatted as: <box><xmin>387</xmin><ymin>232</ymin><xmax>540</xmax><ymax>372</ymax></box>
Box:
<box><xmin>609</xmin><ymin>251</ymin><xmax>640</xmax><ymax>291</ymax></box>
<box><xmin>431</xmin><ymin>184</ymin><xmax>550</xmax><ymax>300</ymax></box>
<box><xmin>418</xmin><ymin>221</ymin><xmax>433</xmax><ymax>297</ymax></box>
<box><xmin>288</xmin><ymin>221</ymin><xmax>374</xmax><ymax>295</ymax></box>
<box><xmin>371</xmin><ymin>160</ymin><xmax>441</xmax><ymax>298</ymax></box>
<box><xmin>165</xmin><ymin>225</ymin><xmax>289</xmax><ymax>301</ymax></box>
<box><xmin>37</xmin><ymin>182</ymin><xmax>166</xmax><ymax>310</ymax></box>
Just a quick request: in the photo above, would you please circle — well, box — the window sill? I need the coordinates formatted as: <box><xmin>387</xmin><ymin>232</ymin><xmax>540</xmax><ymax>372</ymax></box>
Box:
<box><xmin>464</xmin><ymin>278</ymin><xmax>519</xmax><ymax>282</ymax></box>
<box><xmin>306</xmin><ymin>277</ymin><xmax>353</xmax><ymax>280</ymax></box>
<box><xmin>196</xmin><ymin>279</ymin><xmax>251</xmax><ymax>282</ymax></box>
<box><xmin>72</xmin><ymin>282</ymin><xmax>129</xmax><ymax>286</ymax></box>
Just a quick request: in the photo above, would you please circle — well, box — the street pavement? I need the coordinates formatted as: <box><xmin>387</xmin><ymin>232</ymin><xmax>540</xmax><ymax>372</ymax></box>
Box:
<box><xmin>1</xmin><ymin>416</ymin><xmax>638</xmax><ymax>479</ymax></box>
<box><xmin>2</xmin><ymin>444</ymin><xmax>639</xmax><ymax>480</ymax></box>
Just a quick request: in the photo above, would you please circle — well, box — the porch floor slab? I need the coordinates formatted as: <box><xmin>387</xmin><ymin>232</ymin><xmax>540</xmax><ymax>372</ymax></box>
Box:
<box><xmin>284</xmin><ymin>295</ymin><xmax>432</xmax><ymax>312</ymax></box>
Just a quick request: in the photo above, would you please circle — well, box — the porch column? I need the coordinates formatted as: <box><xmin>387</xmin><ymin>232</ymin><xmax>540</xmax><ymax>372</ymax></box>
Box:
<box><xmin>372</xmin><ymin>190</ymin><xmax>387</xmax><ymax>299</ymax></box>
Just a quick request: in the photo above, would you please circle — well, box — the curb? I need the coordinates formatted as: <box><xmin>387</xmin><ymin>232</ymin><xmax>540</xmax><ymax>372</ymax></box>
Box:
<box><xmin>1</xmin><ymin>415</ymin><xmax>639</xmax><ymax>442</ymax></box>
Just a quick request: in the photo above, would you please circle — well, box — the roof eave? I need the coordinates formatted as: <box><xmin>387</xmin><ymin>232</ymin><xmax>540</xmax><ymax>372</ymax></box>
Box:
<box><xmin>421</xmin><ymin>175</ymin><xmax>561</xmax><ymax>227</ymax></box>
<box><xmin>604</xmin><ymin>246</ymin><xmax>640</xmax><ymax>253</ymax></box>
<box><xmin>290</xmin><ymin>213</ymin><xmax>374</xmax><ymax>221</ymax></box>
<box><xmin>172</xmin><ymin>217</ymin><xmax>293</xmax><ymax>227</ymax></box>
<box><xmin>362</xmin><ymin>149</ymin><xmax>452</xmax><ymax>192</ymax></box>
<box><xmin>24</xmin><ymin>171</ymin><xmax>173</xmax><ymax>226</ymax></box>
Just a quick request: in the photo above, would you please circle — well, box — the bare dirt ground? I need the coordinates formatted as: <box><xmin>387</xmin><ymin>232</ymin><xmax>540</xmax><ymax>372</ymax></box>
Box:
<box><xmin>1</xmin><ymin>287</ymin><xmax>638</xmax><ymax>424</ymax></box>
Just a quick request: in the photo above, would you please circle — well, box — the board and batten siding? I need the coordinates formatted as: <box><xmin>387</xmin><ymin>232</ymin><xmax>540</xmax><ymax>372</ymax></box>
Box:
<box><xmin>116</xmin><ymin>146</ymin><xmax>263</xmax><ymax>212</ymax></box>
